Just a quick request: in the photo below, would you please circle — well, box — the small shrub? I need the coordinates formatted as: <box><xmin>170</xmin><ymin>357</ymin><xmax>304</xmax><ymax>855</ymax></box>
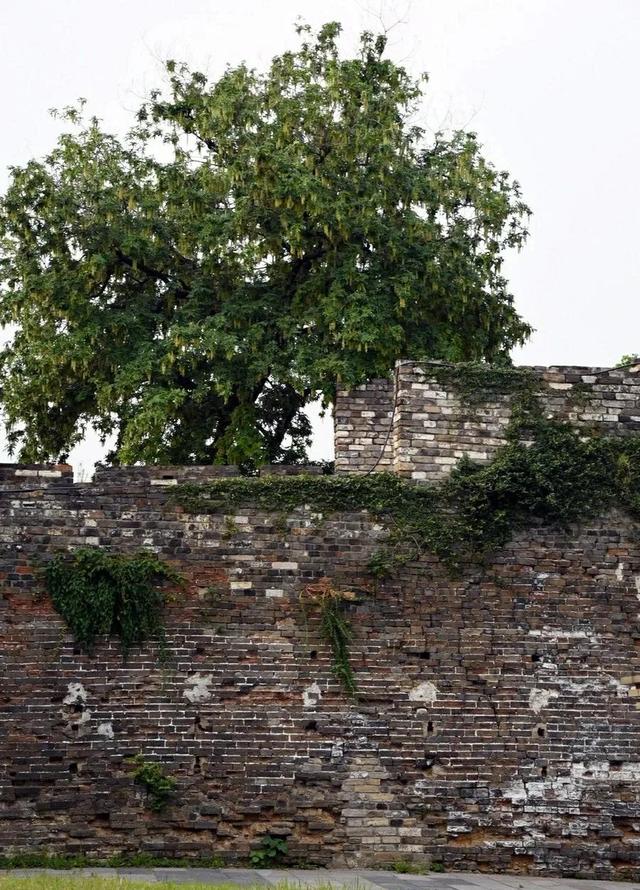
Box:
<box><xmin>249</xmin><ymin>834</ymin><xmax>288</xmax><ymax>867</ymax></box>
<box><xmin>130</xmin><ymin>755</ymin><xmax>176</xmax><ymax>812</ymax></box>
<box><xmin>391</xmin><ymin>860</ymin><xmax>427</xmax><ymax>874</ymax></box>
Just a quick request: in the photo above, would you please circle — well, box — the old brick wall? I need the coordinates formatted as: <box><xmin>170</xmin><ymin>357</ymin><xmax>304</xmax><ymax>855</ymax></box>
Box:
<box><xmin>2</xmin><ymin>464</ymin><xmax>640</xmax><ymax>877</ymax></box>
<box><xmin>335</xmin><ymin>361</ymin><xmax>640</xmax><ymax>480</ymax></box>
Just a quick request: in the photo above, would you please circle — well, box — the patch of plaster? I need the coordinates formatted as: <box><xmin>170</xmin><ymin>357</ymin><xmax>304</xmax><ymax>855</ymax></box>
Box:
<box><xmin>63</xmin><ymin>682</ymin><xmax>88</xmax><ymax>706</ymax></box>
<box><xmin>60</xmin><ymin>682</ymin><xmax>92</xmax><ymax>737</ymax></box>
<box><xmin>97</xmin><ymin>721</ymin><xmax>114</xmax><ymax>740</ymax></box>
<box><xmin>408</xmin><ymin>681</ymin><xmax>438</xmax><ymax>704</ymax></box>
<box><xmin>303</xmin><ymin>681</ymin><xmax>322</xmax><ymax>709</ymax></box>
<box><xmin>529</xmin><ymin>687</ymin><xmax>559</xmax><ymax>714</ymax></box>
<box><xmin>183</xmin><ymin>672</ymin><xmax>214</xmax><ymax>704</ymax></box>
<box><xmin>616</xmin><ymin>562</ymin><xmax>625</xmax><ymax>582</ymax></box>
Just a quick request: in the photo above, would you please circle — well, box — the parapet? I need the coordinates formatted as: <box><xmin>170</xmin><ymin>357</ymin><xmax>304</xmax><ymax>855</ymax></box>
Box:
<box><xmin>0</xmin><ymin>462</ymin><xmax>73</xmax><ymax>490</ymax></box>
<box><xmin>334</xmin><ymin>360</ymin><xmax>640</xmax><ymax>481</ymax></box>
<box><xmin>0</xmin><ymin>462</ymin><xmax>324</xmax><ymax>492</ymax></box>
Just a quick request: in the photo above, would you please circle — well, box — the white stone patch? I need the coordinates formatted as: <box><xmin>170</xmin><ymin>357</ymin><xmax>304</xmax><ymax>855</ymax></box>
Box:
<box><xmin>616</xmin><ymin>562</ymin><xmax>625</xmax><ymax>582</ymax></box>
<box><xmin>556</xmin><ymin>675</ymin><xmax>629</xmax><ymax>698</ymax></box>
<box><xmin>635</xmin><ymin>575</ymin><xmax>640</xmax><ymax>597</ymax></box>
<box><xmin>528</xmin><ymin>628</ymin><xmax>599</xmax><ymax>643</ymax></box>
<box><xmin>266</xmin><ymin>588</ymin><xmax>284</xmax><ymax>598</ymax></box>
<box><xmin>529</xmin><ymin>688</ymin><xmax>559</xmax><ymax>714</ymax></box>
<box><xmin>303</xmin><ymin>681</ymin><xmax>322</xmax><ymax>709</ymax></box>
<box><xmin>502</xmin><ymin>761</ymin><xmax>640</xmax><ymax>806</ymax></box>
<box><xmin>183</xmin><ymin>672</ymin><xmax>214</xmax><ymax>704</ymax></box>
<box><xmin>408</xmin><ymin>681</ymin><xmax>438</xmax><ymax>704</ymax></box>
<box><xmin>97</xmin><ymin>721</ymin><xmax>114</xmax><ymax>740</ymax></box>
<box><xmin>63</xmin><ymin>682</ymin><xmax>88</xmax><ymax>706</ymax></box>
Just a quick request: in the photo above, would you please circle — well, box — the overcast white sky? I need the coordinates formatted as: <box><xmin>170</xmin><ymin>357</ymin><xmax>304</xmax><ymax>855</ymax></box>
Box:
<box><xmin>1</xmin><ymin>0</ymin><xmax>639</xmax><ymax>471</ymax></box>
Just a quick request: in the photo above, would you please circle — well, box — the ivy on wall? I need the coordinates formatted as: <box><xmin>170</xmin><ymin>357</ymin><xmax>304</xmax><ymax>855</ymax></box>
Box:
<box><xmin>45</xmin><ymin>548</ymin><xmax>180</xmax><ymax>657</ymax></box>
<box><xmin>174</xmin><ymin>416</ymin><xmax>640</xmax><ymax>575</ymax></box>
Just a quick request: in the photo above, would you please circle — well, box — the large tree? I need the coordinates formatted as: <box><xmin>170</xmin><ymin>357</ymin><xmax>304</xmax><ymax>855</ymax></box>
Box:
<box><xmin>0</xmin><ymin>23</ymin><xmax>531</xmax><ymax>466</ymax></box>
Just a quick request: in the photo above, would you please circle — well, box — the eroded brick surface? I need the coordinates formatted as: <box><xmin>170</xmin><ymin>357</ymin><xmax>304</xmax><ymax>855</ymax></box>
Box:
<box><xmin>1</xmin><ymin>462</ymin><xmax>640</xmax><ymax>878</ymax></box>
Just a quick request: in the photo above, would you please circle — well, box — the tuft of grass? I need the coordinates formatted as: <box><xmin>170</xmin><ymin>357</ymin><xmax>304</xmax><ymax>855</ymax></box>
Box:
<box><xmin>0</xmin><ymin>880</ymin><xmax>346</xmax><ymax>890</ymax></box>
<box><xmin>0</xmin><ymin>878</ymin><xmax>266</xmax><ymax>890</ymax></box>
<box><xmin>0</xmin><ymin>877</ymin><xmax>236</xmax><ymax>890</ymax></box>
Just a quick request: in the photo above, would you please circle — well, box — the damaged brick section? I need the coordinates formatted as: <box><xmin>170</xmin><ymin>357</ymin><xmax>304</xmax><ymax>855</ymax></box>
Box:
<box><xmin>0</xmin><ymin>361</ymin><xmax>639</xmax><ymax>879</ymax></box>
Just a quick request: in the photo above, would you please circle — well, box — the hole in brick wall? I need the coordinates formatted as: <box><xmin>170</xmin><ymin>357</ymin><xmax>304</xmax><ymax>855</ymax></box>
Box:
<box><xmin>49</xmin><ymin>755</ymin><xmax>63</xmax><ymax>763</ymax></box>
<box><xmin>531</xmin><ymin>652</ymin><xmax>542</xmax><ymax>662</ymax></box>
<box><xmin>195</xmin><ymin>644</ymin><xmax>205</xmax><ymax>655</ymax></box>
<box><xmin>69</xmin><ymin>762</ymin><xmax>79</xmax><ymax>774</ymax></box>
<box><xmin>611</xmin><ymin>759</ymin><xmax>624</xmax><ymax>769</ymax></box>
<box><xmin>537</xmin><ymin>726</ymin><xmax>546</xmax><ymax>738</ymax></box>
<box><xmin>541</xmin><ymin>765</ymin><xmax>547</xmax><ymax>777</ymax></box>
<box><xmin>304</xmin><ymin>720</ymin><xmax>318</xmax><ymax>731</ymax></box>
<box><xmin>309</xmin><ymin>650</ymin><xmax>318</xmax><ymax>660</ymax></box>
<box><xmin>427</xmin><ymin>720</ymin><xmax>434</xmax><ymax>734</ymax></box>
<box><xmin>375</xmin><ymin>802</ymin><xmax>388</xmax><ymax>810</ymax></box>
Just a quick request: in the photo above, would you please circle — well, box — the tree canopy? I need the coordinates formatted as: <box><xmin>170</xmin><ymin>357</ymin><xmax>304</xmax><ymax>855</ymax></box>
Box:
<box><xmin>0</xmin><ymin>22</ymin><xmax>531</xmax><ymax>466</ymax></box>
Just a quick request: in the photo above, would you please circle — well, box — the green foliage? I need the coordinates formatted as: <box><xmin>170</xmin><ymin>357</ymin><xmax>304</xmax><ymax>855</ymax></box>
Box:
<box><xmin>173</xmin><ymin>419</ymin><xmax>640</xmax><ymax>575</ymax></box>
<box><xmin>44</xmin><ymin>548</ymin><xmax>179</xmax><ymax>657</ymax></box>
<box><xmin>303</xmin><ymin>578</ymin><xmax>358</xmax><ymax>696</ymax></box>
<box><xmin>249</xmin><ymin>835</ymin><xmax>288</xmax><ymax>867</ymax></box>
<box><xmin>131</xmin><ymin>755</ymin><xmax>177</xmax><ymax>812</ymax></box>
<box><xmin>620</xmin><ymin>354</ymin><xmax>640</xmax><ymax>366</ymax></box>
<box><xmin>428</xmin><ymin>362</ymin><xmax>541</xmax><ymax>405</ymax></box>
<box><xmin>0</xmin><ymin>22</ymin><xmax>530</xmax><ymax>467</ymax></box>
<box><xmin>0</xmin><ymin>852</ymin><xmax>224</xmax><ymax>870</ymax></box>
<box><xmin>391</xmin><ymin>860</ymin><xmax>428</xmax><ymax>874</ymax></box>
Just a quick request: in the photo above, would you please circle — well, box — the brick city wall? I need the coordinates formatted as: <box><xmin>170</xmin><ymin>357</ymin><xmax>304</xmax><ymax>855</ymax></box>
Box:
<box><xmin>334</xmin><ymin>361</ymin><xmax>640</xmax><ymax>479</ymax></box>
<box><xmin>2</xmin><ymin>459</ymin><xmax>640</xmax><ymax>878</ymax></box>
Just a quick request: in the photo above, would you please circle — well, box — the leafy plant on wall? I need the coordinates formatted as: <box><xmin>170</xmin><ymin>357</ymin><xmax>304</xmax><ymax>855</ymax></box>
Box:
<box><xmin>44</xmin><ymin>548</ymin><xmax>180</xmax><ymax>657</ymax></box>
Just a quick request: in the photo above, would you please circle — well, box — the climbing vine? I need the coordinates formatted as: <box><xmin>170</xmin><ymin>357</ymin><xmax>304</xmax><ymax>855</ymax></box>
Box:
<box><xmin>173</xmin><ymin>417</ymin><xmax>640</xmax><ymax>575</ymax></box>
<box><xmin>302</xmin><ymin>579</ymin><xmax>359</xmax><ymax>697</ymax></box>
<box><xmin>426</xmin><ymin>361</ymin><xmax>543</xmax><ymax>405</ymax></box>
<box><xmin>45</xmin><ymin>548</ymin><xmax>180</xmax><ymax>657</ymax></box>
